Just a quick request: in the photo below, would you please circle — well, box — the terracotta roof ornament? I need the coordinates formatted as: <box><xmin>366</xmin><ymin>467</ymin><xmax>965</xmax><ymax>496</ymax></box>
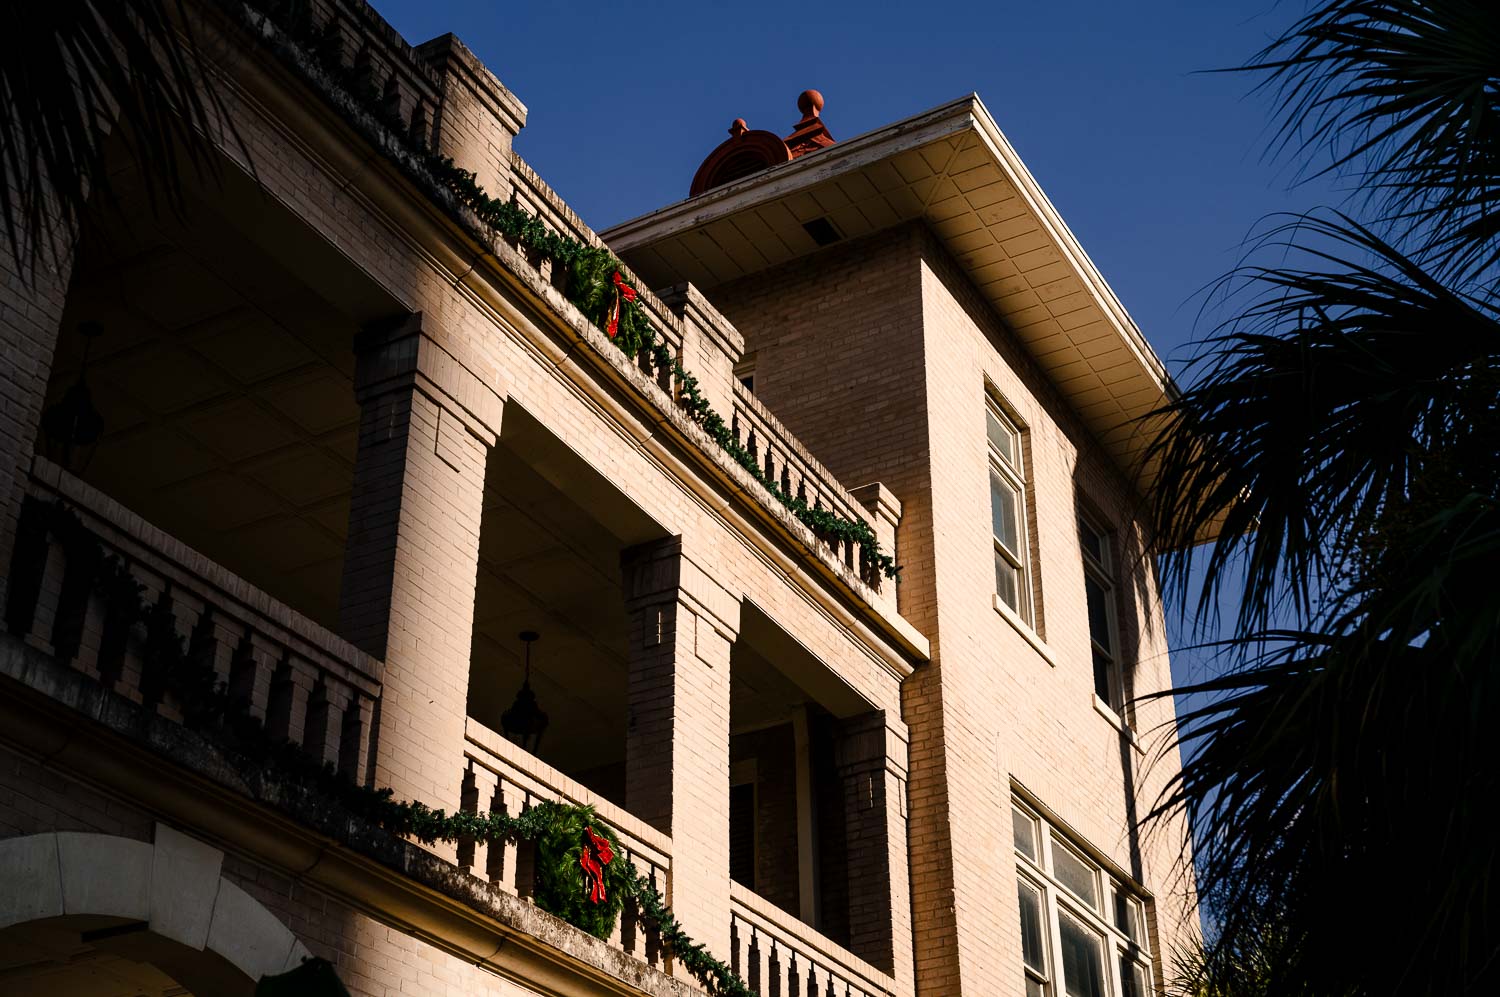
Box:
<box><xmin>689</xmin><ymin>90</ymin><xmax>837</xmax><ymax>197</ymax></box>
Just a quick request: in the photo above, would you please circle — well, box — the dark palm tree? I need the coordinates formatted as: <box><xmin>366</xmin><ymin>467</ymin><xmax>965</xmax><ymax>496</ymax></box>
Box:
<box><xmin>1</xmin><ymin>1</ymin><xmax>231</xmax><ymax>278</ymax></box>
<box><xmin>1146</xmin><ymin>3</ymin><xmax>1500</xmax><ymax>995</ymax></box>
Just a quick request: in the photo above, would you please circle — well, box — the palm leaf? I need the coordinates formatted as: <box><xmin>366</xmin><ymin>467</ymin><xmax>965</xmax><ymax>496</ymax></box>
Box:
<box><xmin>1</xmin><ymin>0</ymin><xmax>234</xmax><ymax>279</ymax></box>
<box><xmin>1239</xmin><ymin>0</ymin><xmax>1500</xmax><ymax>283</ymax></box>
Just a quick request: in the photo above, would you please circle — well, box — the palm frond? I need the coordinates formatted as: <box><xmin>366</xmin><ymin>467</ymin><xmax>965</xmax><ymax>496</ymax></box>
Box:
<box><xmin>1241</xmin><ymin>0</ymin><xmax>1500</xmax><ymax>283</ymax></box>
<box><xmin>1146</xmin><ymin>212</ymin><xmax>1500</xmax><ymax>636</ymax></box>
<box><xmin>0</xmin><ymin>0</ymin><xmax>233</xmax><ymax>279</ymax></box>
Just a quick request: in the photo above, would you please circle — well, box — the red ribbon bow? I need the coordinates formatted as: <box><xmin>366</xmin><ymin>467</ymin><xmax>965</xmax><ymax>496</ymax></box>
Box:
<box><xmin>579</xmin><ymin>825</ymin><xmax>615</xmax><ymax>904</ymax></box>
<box><xmin>606</xmin><ymin>271</ymin><xmax>637</xmax><ymax>338</ymax></box>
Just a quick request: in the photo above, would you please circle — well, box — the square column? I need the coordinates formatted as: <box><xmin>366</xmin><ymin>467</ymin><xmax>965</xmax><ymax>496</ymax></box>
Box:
<box><xmin>622</xmin><ymin>537</ymin><xmax>740</xmax><ymax>967</ymax></box>
<box><xmin>338</xmin><ymin>315</ymin><xmax>503</xmax><ymax>814</ymax></box>
<box><xmin>835</xmin><ymin>710</ymin><xmax>914</xmax><ymax>984</ymax></box>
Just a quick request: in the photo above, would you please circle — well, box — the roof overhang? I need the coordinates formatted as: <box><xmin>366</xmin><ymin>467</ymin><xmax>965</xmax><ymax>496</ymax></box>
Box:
<box><xmin>602</xmin><ymin>94</ymin><xmax>1177</xmax><ymax>501</ymax></box>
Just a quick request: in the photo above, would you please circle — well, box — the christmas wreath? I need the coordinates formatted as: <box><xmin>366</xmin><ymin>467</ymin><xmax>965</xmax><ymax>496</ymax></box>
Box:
<box><xmin>531</xmin><ymin>803</ymin><xmax>632</xmax><ymax>939</ymax></box>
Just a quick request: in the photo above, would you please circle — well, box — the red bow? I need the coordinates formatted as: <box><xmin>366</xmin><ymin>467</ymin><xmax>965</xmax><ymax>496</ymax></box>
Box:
<box><xmin>579</xmin><ymin>825</ymin><xmax>616</xmax><ymax>904</ymax></box>
<box><xmin>606</xmin><ymin>271</ymin><xmax>637</xmax><ymax>338</ymax></box>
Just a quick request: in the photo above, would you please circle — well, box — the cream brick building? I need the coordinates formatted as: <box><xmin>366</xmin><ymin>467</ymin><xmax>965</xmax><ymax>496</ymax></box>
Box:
<box><xmin>0</xmin><ymin>2</ymin><xmax>1195</xmax><ymax>995</ymax></box>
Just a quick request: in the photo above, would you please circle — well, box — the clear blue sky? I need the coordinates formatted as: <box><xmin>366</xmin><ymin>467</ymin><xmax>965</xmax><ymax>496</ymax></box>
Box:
<box><xmin>372</xmin><ymin>0</ymin><xmax>1338</xmax><ymax>689</ymax></box>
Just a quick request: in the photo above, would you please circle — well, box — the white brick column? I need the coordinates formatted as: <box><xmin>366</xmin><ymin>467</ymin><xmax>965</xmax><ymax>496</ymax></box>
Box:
<box><xmin>621</xmin><ymin>536</ymin><xmax>739</xmax><ymax>968</ymax></box>
<box><xmin>338</xmin><ymin>314</ymin><xmax>503</xmax><ymax>815</ymax></box>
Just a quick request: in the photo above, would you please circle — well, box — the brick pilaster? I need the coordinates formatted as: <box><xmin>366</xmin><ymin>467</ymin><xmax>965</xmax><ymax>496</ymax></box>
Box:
<box><xmin>338</xmin><ymin>314</ymin><xmax>503</xmax><ymax>815</ymax></box>
<box><xmin>835</xmin><ymin>709</ymin><xmax>914</xmax><ymax>985</ymax></box>
<box><xmin>621</xmin><ymin>537</ymin><xmax>739</xmax><ymax>967</ymax></box>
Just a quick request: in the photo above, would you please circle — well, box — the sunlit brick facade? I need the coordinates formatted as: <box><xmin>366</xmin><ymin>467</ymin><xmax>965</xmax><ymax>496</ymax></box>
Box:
<box><xmin>0</xmin><ymin>3</ymin><xmax>1194</xmax><ymax>995</ymax></box>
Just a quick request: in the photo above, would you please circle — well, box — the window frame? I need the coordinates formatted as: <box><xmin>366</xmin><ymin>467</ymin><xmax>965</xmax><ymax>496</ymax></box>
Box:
<box><xmin>1079</xmin><ymin>512</ymin><xmax>1125</xmax><ymax>717</ymax></box>
<box><xmin>1013</xmin><ymin>800</ymin><xmax>1155</xmax><ymax>997</ymax></box>
<box><xmin>988</xmin><ymin>398</ymin><xmax>1034</xmax><ymax>624</ymax></box>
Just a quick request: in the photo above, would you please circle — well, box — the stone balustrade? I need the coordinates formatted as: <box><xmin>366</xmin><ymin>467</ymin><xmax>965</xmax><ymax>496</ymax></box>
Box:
<box><xmin>462</xmin><ymin>719</ymin><xmax>670</xmax><ymax>971</ymax></box>
<box><xmin>728</xmin><ymin>882</ymin><xmax>899</xmax><ymax>997</ymax></box>
<box><xmin>7</xmin><ymin>458</ymin><xmax>383</xmax><ymax>784</ymax></box>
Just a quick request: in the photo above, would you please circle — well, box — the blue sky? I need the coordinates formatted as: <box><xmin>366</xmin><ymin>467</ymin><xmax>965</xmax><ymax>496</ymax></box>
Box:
<box><xmin>372</xmin><ymin>0</ymin><xmax>1339</xmax><ymax>687</ymax></box>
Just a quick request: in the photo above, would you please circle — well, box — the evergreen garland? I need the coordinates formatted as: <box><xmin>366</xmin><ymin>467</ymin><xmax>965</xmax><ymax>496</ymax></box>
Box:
<box><xmin>248</xmin><ymin>0</ymin><xmax>897</xmax><ymax>583</ymax></box>
<box><xmin>25</xmin><ymin>494</ymin><xmax>761</xmax><ymax>994</ymax></box>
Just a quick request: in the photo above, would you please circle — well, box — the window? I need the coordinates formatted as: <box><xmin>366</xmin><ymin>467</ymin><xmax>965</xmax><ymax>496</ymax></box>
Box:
<box><xmin>1013</xmin><ymin>801</ymin><xmax>1155</xmax><ymax>997</ymax></box>
<box><xmin>1079</xmin><ymin>515</ymin><xmax>1122</xmax><ymax>712</ymax></box>
<box><xmin>988</xmin><ymin>400</ymin><xmax>1032</xmax><ymax>621</ymax></box>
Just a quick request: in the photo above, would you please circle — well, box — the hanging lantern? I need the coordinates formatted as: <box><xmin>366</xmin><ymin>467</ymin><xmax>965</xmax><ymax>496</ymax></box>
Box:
<box><xmin>501</xmin><ymin>630</ymin><xmax>549</xmax><ymax>753</ymax></box>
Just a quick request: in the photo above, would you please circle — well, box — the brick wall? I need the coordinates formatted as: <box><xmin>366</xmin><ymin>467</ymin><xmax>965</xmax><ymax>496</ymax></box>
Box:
<box><xmin>705</xmin><ymin>222</ymin><xmax>1196</xmax><ymax>994</ymax></box>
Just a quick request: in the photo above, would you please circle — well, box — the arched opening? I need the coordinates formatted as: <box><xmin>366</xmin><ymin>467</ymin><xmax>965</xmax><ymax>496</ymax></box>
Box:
<box><xmin>0</xmin><ymin>914</ymin><xmax>252</xmax><ymax>996</ymax></box>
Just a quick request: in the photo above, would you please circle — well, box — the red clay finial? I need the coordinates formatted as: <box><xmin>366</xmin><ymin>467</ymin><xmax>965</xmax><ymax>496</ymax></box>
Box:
<box><xmin>729</xmin><ymin>118</ymin><xmax>749</xmax><ymax>137</ymax></box>
<box><xmin>797</xmin><ymin>89</ymin><xmax>824</xmax><ymax>121</ymax></box>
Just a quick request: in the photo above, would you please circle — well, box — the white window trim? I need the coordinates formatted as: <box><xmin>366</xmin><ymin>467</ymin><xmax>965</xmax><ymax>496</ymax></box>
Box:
<box><xmin>994</xmin><ymin>592</ymin><xmax>1057</xmax><ymax>668</ymax></box>
<box><xmin>1013</xmin><ymin>799</ymin><xmax>1156</xmax><ymax>997</ymax></box>
<box><xmin>988</xmin><ymin>399</ymin><xmax>1034</xmax><ymax>624</ymax></box>
<box><xmin>1080</xmin><ymin>512</ymin><xmax>1131</xmax><ymax>725</ymax></box>
<box><xmin>1093</xmin><ymin>694</ymin><xmax>1145</xmax><ymax>755</ymax></box>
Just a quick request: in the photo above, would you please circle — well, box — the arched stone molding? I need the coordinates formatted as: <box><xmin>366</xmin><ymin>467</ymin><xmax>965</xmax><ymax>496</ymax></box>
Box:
<box><xmin>0</xmin><ymin>823</ymin><xmax>310</xmax><ymax>984</ymax></box>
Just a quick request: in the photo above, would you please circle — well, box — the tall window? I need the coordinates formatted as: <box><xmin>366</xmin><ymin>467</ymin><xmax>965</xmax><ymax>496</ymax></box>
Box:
<box><xmin>1013</xmin><ymin>802</ymin><xmax>1154</xmax><ymax>997</ymax></box>
<box><xmin>1079</xmin><ymin>515</ymin><xmax>1121</xmax><ymax>712</ymax></box>
<box><xmin>988</xmin><ymin>399</ymin><xmax>1031</xmax><ymax>621</ymax></box>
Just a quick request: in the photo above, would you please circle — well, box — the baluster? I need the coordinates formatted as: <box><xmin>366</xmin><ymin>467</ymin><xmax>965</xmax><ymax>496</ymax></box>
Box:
<box><xmin>789</xmin><ymin>950</ymin><xmax>801</xmax><ymax>997</ymax></box>
<box><xmin>340</xmin><ymin>695</ymin><xmax>375</xmax><ymax>785</ymax></box>
<box><xmin>407</xmin><ymin>100</ymin><xmax>429</xmax><ymax>149</ymax></box>
<box><xmin>469</xmin><ymin>762</ymin><xmax>501</xmax><ymax>884</ymax></box>
<box><xmin>644</xmin><ymin>864</ymin><xmax>664</xmax><ymax>968</ymax></box>
<box><xmin>114</xmin><ymin>564</ymin><xmax>164</xmax><ymax>703</ymax></box>
<box><xmin>514</xmin><ymin>793</ymin><xmax>538</xmax><ymax>900</ymax></box>
<box><xmin>139</xmin><ymin>582</ymin><xmax>182</xmax><ymax>713</ymax></box>
<box><xmin>457</xmin><ymin>759</ymin><xmax>480</xmax><ymax>871</ymax></box>
<box><xmin>732</xmin><ymin>411</ymin><xmax>742</xmax><ymax>447</ymax></box>
<box><xmin>26</xmin><ymin>527</ymin><xmax>69</xmax><ymax>657</ymax></box>
<box><xmin>304</xmin><ymin>678</ymin><xmax>350</xmax><ymax>769</ymax></box>
<box><xmin>5</xmin><ymin>496</ymin><xmax>51</xmax><ymax>643</ymax></box>
<box><xmin>229</xmin><ymin>632</ymin><xmax>278</xmax><ymax>721</ymax></box>
<box><xmin>492</xmin><ymin>782</ymin><xmax>521</xmax><ymax>895</ymax></box>
<box><xmin>769</xmin><ymin>940</ymin><xmax>782</xmax><ymax>997</ymax></box>
<box><xmin>748</xmin><ymin>427</ymin><xmax>759</xmax><ymax>463</ymax></box>
<box><xmin>49</xmin><ymin>519</ymin><xmax>102</xmax><ymax>666</ymax></box>
<box><xmin>731</xmin><ymin>914</ymin><xmax>742</xmax><ymax>977</ymax></box>
<box><xmin>765</xmin><ymin>447</ymin><xmax>776</xmax><ymax>487</ymax></box>
<box><xmin>748</xmin><ymin>925</ymin><xmax>763</xmax><ymax>995</ymax></box>
<box><xmin>620</xmin><ymin>851</ymin><xmax>640</xmax><ymax>959</ymax></box>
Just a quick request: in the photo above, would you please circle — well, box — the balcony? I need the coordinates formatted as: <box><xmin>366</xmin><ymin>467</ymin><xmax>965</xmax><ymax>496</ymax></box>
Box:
<box><xmin>0</xmin><ymin>3</ymin><xmax>916</xmax><ymax>991</ymax></box>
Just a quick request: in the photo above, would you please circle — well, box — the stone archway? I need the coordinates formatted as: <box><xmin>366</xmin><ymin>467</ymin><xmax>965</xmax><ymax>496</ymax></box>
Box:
<box><xmin>0</xmin><ymin>824</ymin><xmax>309</xmax><ymax>994</ymax></box>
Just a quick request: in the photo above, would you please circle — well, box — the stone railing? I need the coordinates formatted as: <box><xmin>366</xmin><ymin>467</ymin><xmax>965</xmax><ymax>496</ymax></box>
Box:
<box><xmin>728</xmin><ymin>883</ymin><xmax>898</xmax><ymax>997</ymax></box>
<box><xmin>6</xmin><ymin>458</ymin><xmax>383</xmax><ymax>784</ymax></box>
<box><xmin>509</xmin><ymin>155</ymin><xmax>685</xmax><ymax>392</ymax></box>
<box><xmin>730</xmin><ymin>382</ymin><xmax>885</xmax><ymax>587</ymax></box>
<box><xmin>462</xmin><ymin>719</ymin><xmax>670</xmax><ymax>971</ymax></box>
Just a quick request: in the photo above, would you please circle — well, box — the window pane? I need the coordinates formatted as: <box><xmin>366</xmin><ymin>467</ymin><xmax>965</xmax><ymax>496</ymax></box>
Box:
<box><xmin>1018</xmin><ymin>880</ymin><xmax>1046</xmax><ymax>974</ymax></box>
<box><xmin>1026</xmin><ymin>977</ymin><xmax>1046</xmax><ymax>997</ymax></box>
<box><xmin>991</xmin><ymin>469</ymin><xmax>1021</xmax><ymax>553</ymax></box>
<box><xmin>996</xmin><ymin>549</ymin><xmax>1021</xmax><ymax>612</ymax></box>
<box><xmin>1094</xmin><ymin>648</ymin><xmax>1116</xmax><ymax>705</ymax></box>
<box><xmin>1079</xmin><ymin>517</ymin><xmax>1105</xmax><ymax>567</ymax></box>
<box><xmin>1120</xmin><ymin>956</ymin><xmax>1149</xmax><ymax>997</ymax></box>
<box><xmin>1053</xmin><ymin>844</ymin><xmax>1099</xmax><ymax>909</ymax></box>
<box><xmin>1115</xmin><ymin>891</ymin><xmax>1141</xmax><ymax>944</ymax></box>
<box><xmin>1084</xmin><ymin>575</ymin><xmax>1111</xmax><ymax>648</ymax></box>
<box><xmin>1013</xmin><ymin>807</ymin><xmax>1037</xmax><ymax>860</ymax></box>
<box><xmin>987</xmin><ymin>407</ymin><xmax>1017</xmax><ymax>466</ymax></box>
<box><xmin>1059</xmin><ymin>911</ymin><xmax>1107</xmax><ymax>997</ymax></box>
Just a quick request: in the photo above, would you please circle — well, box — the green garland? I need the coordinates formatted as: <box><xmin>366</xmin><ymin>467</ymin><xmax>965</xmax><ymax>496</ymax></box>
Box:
<box><xmin>247</xmin><ymin>0</ymin><xmax>897</xmax><ymax>583</ymax></box>
<box><xmin>21</xmin><ymin>496</ymin><xmax>758</xmax><ymax>994</ymax></box>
